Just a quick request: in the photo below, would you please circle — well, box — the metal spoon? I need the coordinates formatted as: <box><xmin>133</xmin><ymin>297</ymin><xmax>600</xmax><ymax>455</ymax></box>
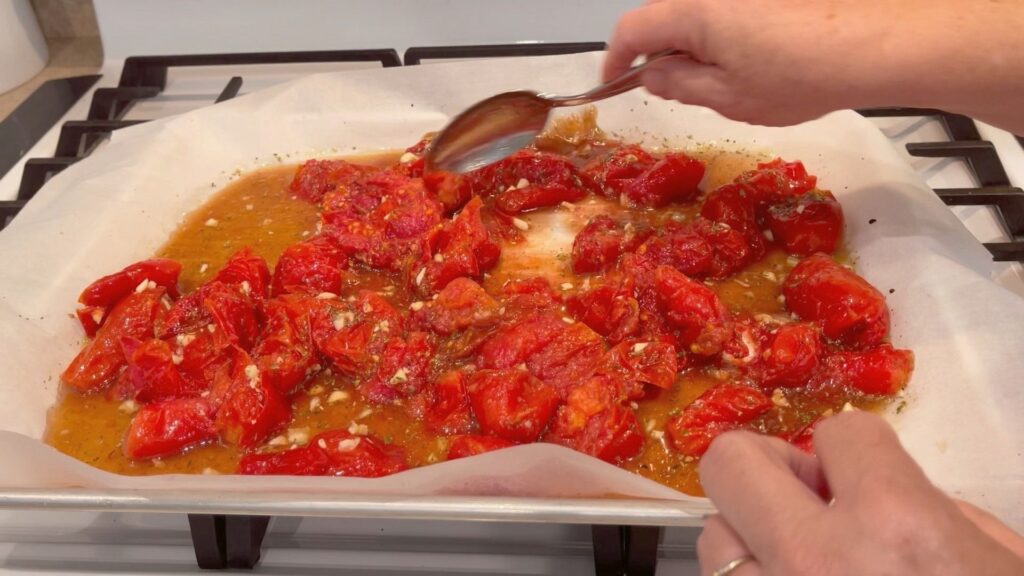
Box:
<box><xmin>424</xmin><ymin>50</ymin><xmax>683</xmax><ymax>174</ymax></box>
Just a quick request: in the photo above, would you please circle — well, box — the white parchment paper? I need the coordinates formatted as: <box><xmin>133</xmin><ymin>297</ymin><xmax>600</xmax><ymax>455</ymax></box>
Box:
<box><xmin>0</xmin><ymin>53</ymin><xmax>1020</xmax><ymax>527</ymax></box>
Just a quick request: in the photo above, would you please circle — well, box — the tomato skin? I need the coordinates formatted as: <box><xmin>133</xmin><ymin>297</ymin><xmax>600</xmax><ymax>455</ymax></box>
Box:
<box><xmin>418</xmin><ymin>197</ymin><xmax>500</xmax><ymax>295</ymax></box>
<box><xmin>496</xmin><ymin>183</ymin><xmax>588</xmax><ymax>213</ymax></box>
<box><xmin>700</xmin><ymin>183</ymin><xmax>760</xmax><ymax>235</ymax></box>
<box><xmin>545</xmin><ymin>377</ymin><xmax>644</xmax><ymax>463</ymax></box>
<box><xmin>122</xmin><ymin>397</ymin><xmax>216</xmax><ymax>459</ymax></box>
<box><xmin>692</xmin><ymin>218</ymin><xmax>766</xmax><ymax>279</ymax></box>
<box><xmin>416</xmin><ymin>277</ymin><xmax>499</xmax><ymax>335</ymax></box>
<box><xmin>654</xmin><ymin>266</ymin><xmax>731</xmax><ymax>356</ymax></box>
<box><xmin>213</xmin><ymin>247</ymin><xmax>271</xmax><ymax>300</ymax></box>
<box><xmin>756</xmin><ymin>323</ymin><xmax>824</xmax><ymax>388</ymax></box>
<box><xmin>201</xmin><ymin>282</ymin><xmax>260</xmax><ymax>350</ymax></box>
<box><xmin>62</xmin><ymin>289</ymin><xmax>166</xmax><ymax>393</ymax></box>
<box><xmin>472</xmin><ymin>149</ymin><xmax>595</xmax><ymax>199</ymax></box>
<box><xmin>666</xmin><ymin>384</ymin><xmax>772</xmax><ymax>457</ymax></box>
<box><xmin>252</xmin><ymin>303</ymin><xmax>319</xmax><ymax>396</ymax></box>
<box><xmin>477</xmin><ymin>313</ymin><xmax>566</xmax><ymax>370</ymax></box>
<box><xmin>467</xmin><ymin>369</ymin><xmax>559</xmax><ymax>443</ymax></box>
<box><xmin>736</xmin><ymin>158</ymin><xmax>817</xmax><ymax>205</ymax></box>
<box><xmin>634</xmin><ymin>222</ymin><xmax>713</xmax><ymax>278</ymax></box>
<box><xmin>359</xmin><ymin>332</ymin><xmax>435</xmax><ymax>404</ymax></box>
<box><xmin>571</xmin><ymin>216</ymin><xmax>652</xmax><ymax>274</ymax></box>
<box><xmin>118</xmin><ymin>338</ymin><xmax>201</xmax><ymax>402</ymax></box>
<box><xmin>289</xmin><ymin>158</ymin><xmax>377</xmax><ymax>203</ymax></box>
<box><xmin>815</xmin><ymin>345</ymin><xmax>914</xmax><ymax>395</ymax></box>
<box><xmin>622</xmin><ymin>152</ymin><xmax>705</xmax><ymax>207</ymax></box>
<box><xmin>446</xmin><ymin>435</ymin><xmax>517</xmax><ymax>460</ymax></box>
<box><xmin>766</xmin><ymin>191</ymin><xmax>843</xmax><ymax>256</ymax></box>
<box><xmin>603</xmin><ymin>340</ymin><xmax>678</xmax><ymax>390</ymax></box>
<box><xmin>565</xmin><ymin>283</ymin><xmax>640</xmax><ymax>343</ymax></box>
<box><xmin>239</xmin><ymin>430</ymin><xmax>408</xmax><ymax>477</ymax></box>
<box><xmin>271</xmin><ymin>236</ymin><xmax>348</xmax><ymax>297</ymax></box>
<box><xmin>214</xmin><ymin>351</ymin><xmax>291</xmax><ymax>449</ymax></box>
<box><xmin>419</xmin><ymin>370</ymin><xmax>475</xmax><ymax>435</ymax></box>
<box><xmin>782</xmin><ymin>254</ymin><xmax>890</xmax><ymax>349</ymax></box>
<box><xmin>525</xmin><ymin>321</ymin><xmax>606</xmax><ymax>399</ymax></box>
<box><xmin>582</xmin><ymin>145</ymin><xmax>656</xmax><ymax>198</ymax></box>
<box><xmin>76</xmin><ymin>259</ymin><xmax>181</xmax><ymax>337</ymax></box>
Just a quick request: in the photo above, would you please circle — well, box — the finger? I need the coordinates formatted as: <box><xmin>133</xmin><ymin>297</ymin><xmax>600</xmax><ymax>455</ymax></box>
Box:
<box><xmin>812</xmin><ymin>411</ymin><xmax>931</xmax><ymax>499</ymax></box>
<box><xmin>697</xmin><ymin>514</ymin><xmax>762</xmax><ymax>576</ymax></box>
<box><xmin>603</xmin><ymin>2</ymin><xmax>697</xmax><ymax>81</ymax></box>
<box><xmin>955</xmin><ymin>500</ymin><xmax>1024</xmax><ymax>559</ymax></box>
<box><xmin>699</xmin><ymin>431</ymin><xmax>827</xmax><ymax>559</ymax></box>
<box><xmin>639</xmin><ymin>57</ymin><xmax>729</xmax><ymax>110</ymax></box>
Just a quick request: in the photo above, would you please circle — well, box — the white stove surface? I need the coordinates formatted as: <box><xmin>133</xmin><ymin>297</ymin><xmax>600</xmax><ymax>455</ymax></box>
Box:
<box><xmin>2</xmin><ymin>2</ymin><xmax>1023</xmax><ymax>572</ymax></box>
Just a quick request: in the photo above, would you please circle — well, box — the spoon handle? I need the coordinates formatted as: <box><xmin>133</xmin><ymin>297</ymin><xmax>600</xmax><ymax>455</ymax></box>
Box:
<box><xmin>544</xmin><ymin>49</ymin><xmax>686</xmax><ymax>107</ymax></box>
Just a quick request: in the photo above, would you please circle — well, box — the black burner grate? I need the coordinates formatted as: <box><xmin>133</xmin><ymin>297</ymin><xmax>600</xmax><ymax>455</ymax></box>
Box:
<box><xmin>4</xmin><ymin>43</ymin><xmax>1024</xmax><ymax>268</ymax></box>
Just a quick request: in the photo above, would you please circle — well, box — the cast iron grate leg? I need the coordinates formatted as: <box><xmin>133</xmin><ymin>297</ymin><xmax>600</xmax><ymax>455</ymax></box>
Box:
<box><xmin>188</xmin><ymin>514</ymin><xmax>270</xmax><ymax>570</ymax></box>
<box><xmin>592</xmin><ymin>525</ymin><xmax>662</xmax><ymax>575</ymax></box>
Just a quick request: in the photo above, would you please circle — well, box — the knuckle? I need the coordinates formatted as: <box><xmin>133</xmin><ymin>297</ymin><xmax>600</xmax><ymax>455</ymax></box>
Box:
<box><xmin>700</xmin><ymin>430</ymin><xmax>756</xmax><ymax>474</ymax></box>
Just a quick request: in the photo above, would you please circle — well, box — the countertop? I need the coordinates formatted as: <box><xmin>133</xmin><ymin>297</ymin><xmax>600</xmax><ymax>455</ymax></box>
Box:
<box><xmin>0</xmin><ymin>36</ymin><xmax>102</xmax><ymax>120</ymax></box>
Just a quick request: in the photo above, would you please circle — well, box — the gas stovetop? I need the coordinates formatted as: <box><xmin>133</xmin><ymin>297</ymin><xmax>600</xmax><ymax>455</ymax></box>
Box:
<box><xmin>1</xmin><ymin>43</ymin><xmax>1023</xmax><ymax>575</ymax></box>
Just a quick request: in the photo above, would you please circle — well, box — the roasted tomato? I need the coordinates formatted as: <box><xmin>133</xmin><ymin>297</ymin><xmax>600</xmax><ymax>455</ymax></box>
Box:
<box><xmin>756</xmin><ymin>323</ymin><xmax>824</xmax><ymax>388</ymax></box>
<box><xmin>473</xmin><ymin>149</ymin><xmax>595</xmax><ymax>200</ymax></box>
<box><xmin>622</xmin><ymin>152</ymin><xmax>705</xmax><ymax>207</ymax></box>
<box><xmin>633</xmin><ymin>222</ymin><xmax>713</xmax><ymax>278</ymax></box>
<box><xmin>814</xmin><ymin>345</ymin><xmax>914</xmax><ymax>395</ymax></box>
<box><xmin>525</xmin><ymin>321</ymin><xmax>607</xmax><ymax>398</ymax></box>
<box><xmin>117</xmin><ymin>338</ymin><xmax>201</xmax><ymax>402</ymax></box>
<box><xmin>666</xmin><ymin>384</ymin><xmax>772</xmax><ymax>457</ymax></box>
<box><xmin>782</xmin><ymin>254</ymin><xmax>890</xmax><ymax>349</ymax></box>
<box><xmin>565</xmin><ymin>282</ymin><xmax>640</xmax><ymax>343</ymax></box>
<box><xmin>252</xmin><ymin>302</ymin><xmax>319</xmax><ymax>396</ymax></box>
<box><xmin>571</xmin><ymin>216</ymin><xmax>652</xmax><ymax>274</ymax></box>
<box><xmin>477</xmin><ymin>313</ymin><xmax>567</xmax><ymax>369</ymax></box>
<box><xmin>214</xmin><ymin>351</ymin><xmax>291</xmax><ymax>448</ymax></box>
<box><xmin>238</xmin><ymin>430</ymin><xmax>408</xmax><ymax>477</ymax></box>
<box><xmin>603</xmin><ymin>340</ymin><xmax>678</xmax><ymax>390</ymax></box>
<box><xmin>418</xmin><ymin>197</ymin><xmax>500</xmax><ymax>294</ymax></box>
<box><xmin>359</xmin><ymin>332</ymin><xmax>435</xmax><ymax>404</ymax></box>
<box><xmin>289</xmin><ymin>158</ymin><xmax>377</xmax><ymax>203</ymax></box>
<box><xmin>271</xmin><ymin>236</ymin><xmax>348</xmax><ymax>296</ymax></box>
<box><xmin>654</xmin><ymin>266</ymin><xmax>731</xmax><ymax>356</ymax></box>
<box><xmin>692</xmin><ymin>218</ymin><xmax>766</xmax><ymax>279</ymax></box>
<box><xmin>582</xmin><ymin>145</ymin><xmax>656</xmax><ymax>198</ymax></box>
<box><xmin>122</xmin><ymin>397</ymin><xmax>217</xmax><ymax>459</ymax></box>
<box><xmin>545</xmin><ymin>376</ymin><xmax>644</xmax><ymax>463</ymax></box>
<box><xmin>467</xmin><ymin>369</ymin><xmax>559</xmax><ymax>442</ymax></box>
<box><xmin>446</xmin><ymin>435</ymin><xmax>517</xmax><ymax>460</ymax></box>
<box><xmin>766</xmin><ymin>190</ymin><xmax>843</xmax><ymax>255</ymax></box>
<box><xmin>736</xmin><ymin>158</ymin><xmax>817</xmax><ymax>205</ymax></box>
<box><xmin>495</xmin><ymin>182</ymin><xmax>588</xmax><ymax>213</ymax></box>
<box><xmin>415</xmin><ymin>277</ymin><xmax>499</xmax><ymax>335</ymax></box>
<box><xmin>212</xmin><ymin>247</ymin><xmax>272</xmax><ymax>300</ymax></box>
<box><xmin>75</xmin><ymin>258</ymin><xmax>181</xmax><ymax>337</ymax></box>
<box><xmin>700</xmin><ymin>183</ymin><xmax>760</xmax><ymax>236</ymax></box>
<box><xmin>418</xmin><ymin>370</ymin><xmax>475</xmax><ymax>435</ymax></box>
<box><xmin>62</xmin><ymin>289</ymin><xmax>166</xmax><ymax>393</ymax></box>
<box><xmin>498</xmin><ymin>277</ymin><xmax>561</xmax><ymax>321</ymax></box>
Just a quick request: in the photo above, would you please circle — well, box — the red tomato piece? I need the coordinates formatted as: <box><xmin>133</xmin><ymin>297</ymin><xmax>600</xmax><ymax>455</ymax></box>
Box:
<box><xmin>571</xmin><ymin>216</ymin><xmax>653</xmax><ymax>274</ymax></box>
<box><xmin>446</xmin><ymin>435</ymin><xmax>517</xmax><ymax>460</ymax></box>
<box><xmin>472</xmin><ymin>149</ymin><xmax>595</xmax><ymax>199</ymax></box>
<box><xmin>416</xmin><ymin>277</ymin><xmax>499</xmax><ymax>335</ymax></box>
<box><xmin>419</xmin><ymin>370</ymin><xmax>475</xmax><ymax>435</ymax></box>
<box><xmin>692</xmin><ymin>218</ymin><xmax>766</xmax><ymax>279</ymax></box>
<box><xmin>545</xmin><ymin>383</ymin><xmax>644</xmax><ymax>464</ymax></box>
<box><xmin>239</xmin><ymin>430</ymin><xmax>408</xmax><ymax>477</ymax></box>
<box><xmin>62</xmin><ymin>289</ymin><xmax>166</xmax><ymax>393</ymax></box>
<box><xmin>418</xmin><ymin>197</ymin><xmax>500</xmax><ymax>294</ymax></box>
<box><xmin>320</xmin><ymin>322</ymin><xmax>375</xmax><ymax>377</ymax></box>
<box><xmin>252</xmin><ymin>303</ymin><xmax>319</xmax><ymax>396</ymax></box>
<box><xmin>581</xmin><ymin>145</ymin><xmax>656</xmax><ymax>198</ymax></box>
<box><xmin>666</xmin><ymin>384</ymin><xmax>772</xmax><ymax>457</ymax></box>
<box><xmin>214</xmin><ymin>351</ymin><xmax>291</xmax><ymax>448</ymax></box>
<box><xmin>782</xmin><ymin>254</ymin><xmax>890</xmax><ymax>349</ymax></box>
<box><xmin>289</xmin><ymin>158</ymin><xmax>377</xmax><ymax>203</ymax></box>
<box><xmin>467</xmin><ymin>369</ymin><xmax>559</xmax><ymax>443</ymax></box>
<box><xmin>525</xmin><ymin>321</ymin><xmax>607</xmax><ymax>398</ymax></box>
<box><xmin>603</xmin><ymin>340</ymin><xmax>678</xmax><ymax>390</ymax></box>
<box><xmin>654</xmin><ymin>266</ymin><xmax>731</xmax><ymax>356</ymax></box>
<box><xmin>700</xmin><ymin>183</ymin><xmax>760</xmax><ymax>235</ymax></box>
<box><xmin>118</xmin><ymin>338</ymin><xmax>201</xmax><ymax>402</ymax></box>
<box><xmin>565</xmin><ymin>282</ymin><xmax>640</xmax><ymax>343</ymax></box>
<box><xmin>122</xmin><ymin>397</ymin><xmax>216</xmax><ymax>459</ymax></box>
<box><xmin>498</xmin><ymin>277</ymin><xmax>562</xmax><ymax>322</ymax></box>
<box><xmin>212</xmin><ymin>247</ymin><xmax>271</xmax><ymax>300</ymax></box>
<box><xmin>271</xmin><ymin>236</ymin><xmax>348</xmax><ymax>297</ymax></box>
<box><xmin>202</xmin><ymin>282</ymin><xmax>260</xmax><ymax>350</ymax></box>
<box><xmin>633</xmin><ymin>222</ymin><xmax>713</xmax><ymax>278</ymax></box>
<box><xmin>622</xmin><ymin>152</ymin><xmax>705</xmax><ymax>207</ymax></box>
<box><xmin>736</xmin><ymin>158</ymin><xmax>817</xmax><ymax>205</ymax></box>
<box><xmin>766</xmin><ymin>190</ymin><xmax>844</xmax><ymax>256</ymax></box>
<box><xmin>476</xmin><ymin>313</ymin><xmax>567</xmax><ymax>370</ymax></box>
<box><xmin>757</xmin><ymin>323</ymin><xmax>824</xmax><ymax>388</ymax></box>
<box><xmin>170</xmin><ymin>329</ymin><xmax>231</xmax><ymax>389</ymax></box>
<box><xmin>359</xmin><ymin>332</ymin><xmax>435</xmax><ymax>404</ymax></box>
<box><xmin>495</xmin><ymin>183</ymin><xmax>588</xmax><ymax>213</ymax></box>
<box><xmin>815</xmin><ymin>345</ymin><xmax>914</xmax><ymax>395</ymax></box>
<box><xmin>75</xmin><ymin>259</ymin><xmax>181</xmax><ymax>337</ymax></box>
<box><xmin>423</xmin><ymin>171</ymin><xmax>474</xmax><ymax>213</ymax></box>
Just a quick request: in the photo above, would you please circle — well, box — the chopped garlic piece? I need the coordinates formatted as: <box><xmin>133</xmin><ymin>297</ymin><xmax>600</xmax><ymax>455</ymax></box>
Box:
<box><xmin>841</xmin><ymin>402</ymin><xmax>856</xmax><ymax>412</ymax></box>
<box><xmin>560</xmin><ymin>282</ymin><xmax>574</xmax><ymax>290</ymax></box>
<box><xmin>90</xmin><ymin>309</ymin><xmax>104</xmax><ymax>324</ymax></box>
<box><xmin>244</xmin><ymin>364</ymin><xmax>259</xmax><ymax>388</ymax></box>
<box><xmin>245</xmin><ymin>204</ymin><xmax>254</xmax><ymax>211</ymax></box>
<box><xmin>763</xmin><ymin>229</ymin><xmax>774</xmax><ymax>241</ymax></box>
<box><xmin>512</xmin><ymin>217</ymin><xmax>530</xmax><ymax>231</ymax></box>
<box><xmin>118</xmin><ymin>400</ymin><xmax>139</xmax><ymax>414</ymax></box>
<box><xmin>199</xmin><ymin>263</ymin><xmax>209</xmax><ymax>274</ymax></box>
<box><xmin>337</xmin><ymin>437</ymin><xmax>361</xmax><ymax>452</ymax></box>
<box><xmin>317</xmin><ymin>438</ymin><xmax>328</xmax><ymax>449</ymax></box>
<box><xmin>287</xmin><ymin>428</ymin><xmax>309</xmax><ymax>445</ymax></box>
<box><xmin>650</xmin><ymin>430</ymin><xmax>665</xmax><ymax>440</ymax></box>
<box><xmin>240</xmin><ymin>280</ymin><xmax>251</xmax><ymax>295</ymax></box>
<box><xmin>347</xmin><ymin>422</ymin><xmax>369</xmax><ymax>436</ymax></box>
<box><xmin>415</xmin><ymin>267</ymin><xmax>426</xmax><ymax>285</ymax></box>
<box><xmin>308</xmin><ymin>384</ymin><xmax>325</xmax><ymax>395</ymax></box>
<box><xmin>389</xmin><ymin>368</ymin><xmax>409</xmax><ymax>384</ymax></box>
<box><xmin>268</xmin><ymin>435</ymin><xmax>288</xmax><ymax>447</ymax></box>
<box><xmin>399</xmin><ymin>152</ymin><xmax>419</xmax><ymax>163</ymax></box>
<box><xmin>357</xmin><ymin>407</ymin><xmax>373</xmax><ymax>419</ymax></box>
<box><xmin>762</xmin><ymin>271</ymin><xmax>778</xmax><ymax>282</ymax></box>
<box><xmin>771</xmin><ymin>388</ymin><xmax>790</xmax><ymax>407</ymax></box>
<box><xmin>134</xmin><ymin>279</ymin><xmax>156</xmax><ymax>293</ymax></box>
<box><xmin>316</xmin><ymin>292</ymin><xmax>337</xmax><ymax>300</ymax></box>
<box><xmin>433</xmin><ymin>252</ymin><xmax>444</xmax><ymax>263</ymax></box>
<box><xmin>327</xmin><ymin>390</ymin><xmax>350</xmax><ymax>404</ymax></box>
<box><xmin>516</xmin><ymin>178</ymin><xmax>530</xmax><ymax>189</ymax></box>
<box><xmin>409</xmin><ymin>301</ymin><xmax>424</xmax><ymax>311</ymax></box>
<box><xmin>561</xmin><ymin>316</ymin><xmax>575</xmax><ymax>324</ymax></box>
<box><xmin>202</xmin><ymin>467</ymin><xmax>220</xmax><ymax>475</ymax></box>
<box><xmin>171</xmin><ymin>352</ymin><xmax>183</xmax><ymax>365</ymax></box>
<box><xmin>631</xmin><ymin>342</ymin><xmax>649</xmax><ymax>354</ymax></box>
<box><xmin>309</xmin><ymin>396</ymin><xmax>323</xmax><ymax>412</ymax></box>
<box><xmin>204</xmin><ymin>218</ymin><xmax>219</xmax><ymax>227</ymax></box>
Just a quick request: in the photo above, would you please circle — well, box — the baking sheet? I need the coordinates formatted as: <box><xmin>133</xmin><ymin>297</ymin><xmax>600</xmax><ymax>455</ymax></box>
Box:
<box><xmin>0</xmin><ymin>52</ymin><xmax>1021</xmax><ymax>529</ymax></box>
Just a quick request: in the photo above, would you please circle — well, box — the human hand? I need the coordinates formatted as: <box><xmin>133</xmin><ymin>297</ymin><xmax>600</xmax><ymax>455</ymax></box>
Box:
<box><xmin>604</xmin><ymin>0</ymin><xmax>1024</xmax><ymax>131</ymax></box>
<box><xmin>696</xmin><ymin>411</ymin><xmax>1024</xmax><ymax>575</ymax></box>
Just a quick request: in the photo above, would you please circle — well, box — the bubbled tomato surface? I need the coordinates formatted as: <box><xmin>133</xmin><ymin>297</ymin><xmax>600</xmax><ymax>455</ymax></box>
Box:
<box><xmin>47</xmin><ymin>120</ymin><xmax>911</xmax><ymax>495</ymax></box>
